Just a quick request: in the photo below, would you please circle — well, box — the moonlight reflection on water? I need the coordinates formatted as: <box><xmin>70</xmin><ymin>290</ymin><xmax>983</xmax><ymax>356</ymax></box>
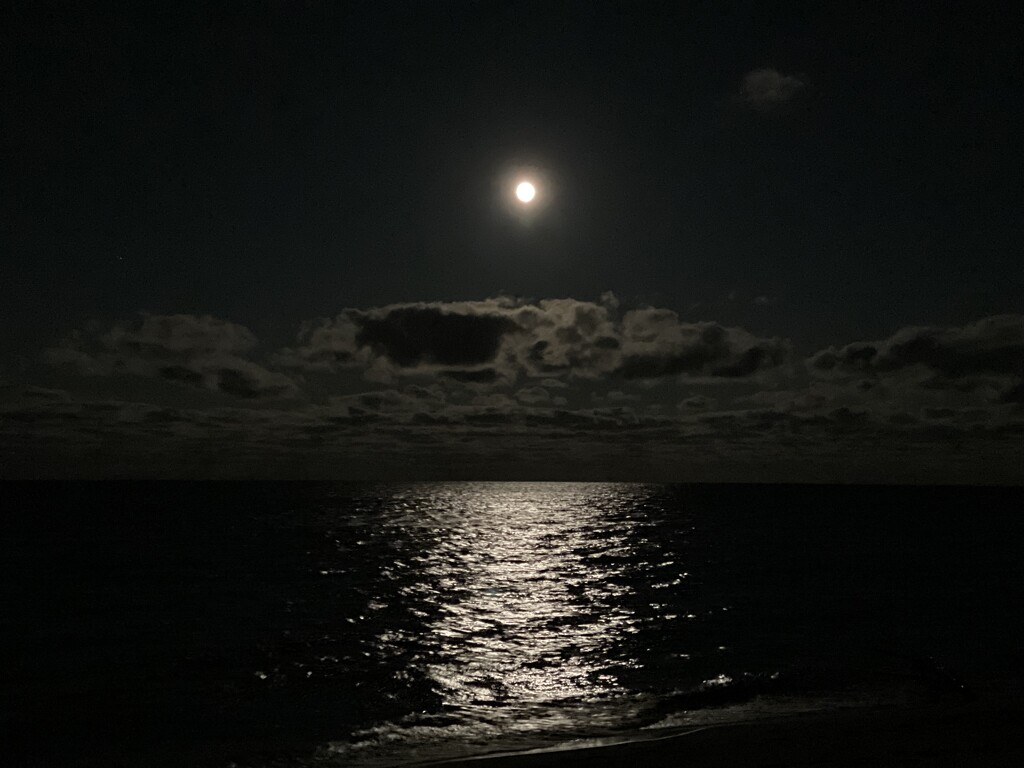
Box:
<box><xmin>371</xmin><ymin>483</ymin><xmax>685</xmax><ymax>720</ymax></box>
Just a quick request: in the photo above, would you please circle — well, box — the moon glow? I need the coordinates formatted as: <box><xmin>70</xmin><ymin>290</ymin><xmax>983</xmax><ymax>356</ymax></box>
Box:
<box><xmin>515</xmin><ymin>181</ymin><xmax>536</xmax><ymax>203</ymax></box>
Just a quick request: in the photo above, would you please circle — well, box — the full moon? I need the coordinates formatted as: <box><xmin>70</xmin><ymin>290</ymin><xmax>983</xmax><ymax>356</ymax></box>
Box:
<box><xmin>515</xmin><ymin>181</ymin><xmax>536</xmax><ymax>203</ymax></box>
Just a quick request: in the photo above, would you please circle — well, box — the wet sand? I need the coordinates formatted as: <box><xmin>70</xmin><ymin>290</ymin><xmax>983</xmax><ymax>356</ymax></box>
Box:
<box><xmin>426</xmin><ymin>703</ymin><xmax>1024</xmax><ymax>768</ymax></box>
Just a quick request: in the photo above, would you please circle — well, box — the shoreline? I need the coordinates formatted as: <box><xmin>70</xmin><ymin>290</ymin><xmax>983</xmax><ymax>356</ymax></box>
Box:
<box><xmin>10</xmin><ymin>700</ymin><xmax>1024</xmax><ymax>767</ymax></box>
<box><xmin>420</xmin><ymin>702</ymin><xmax>1024</xmax><ymax>768</ymax></box>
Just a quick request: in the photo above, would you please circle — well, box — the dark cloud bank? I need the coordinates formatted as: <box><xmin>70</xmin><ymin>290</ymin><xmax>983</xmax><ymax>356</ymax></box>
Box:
<box><xmin>3</xmin><ymin>298</ymin><xmax>1021</xmax><ymax>483</ymax></box>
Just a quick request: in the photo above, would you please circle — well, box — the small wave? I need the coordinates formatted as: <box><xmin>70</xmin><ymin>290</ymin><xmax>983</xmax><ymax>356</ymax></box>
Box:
<box><xmin>314</xmin><ymin>670</ymin><xmax>882</xmax><ymax>767</ymax></box>
<box><xmin>317</xmin><ymin>694</ymin><xmax>657</xmax><ymax>767</ymax></box>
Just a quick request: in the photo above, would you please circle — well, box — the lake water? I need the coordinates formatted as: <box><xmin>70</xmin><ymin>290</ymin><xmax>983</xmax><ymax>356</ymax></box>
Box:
<box><xmin>3</xmin><ymin>481</ymin><xmax>1022</xmax><ymax>766</ymax></box>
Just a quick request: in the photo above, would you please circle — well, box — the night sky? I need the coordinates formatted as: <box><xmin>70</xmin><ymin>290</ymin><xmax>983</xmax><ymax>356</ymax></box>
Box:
<box><xmin>3</xmin><ymin>2</ymin><xmax>1022</xmax><ymax>482</ymax></box>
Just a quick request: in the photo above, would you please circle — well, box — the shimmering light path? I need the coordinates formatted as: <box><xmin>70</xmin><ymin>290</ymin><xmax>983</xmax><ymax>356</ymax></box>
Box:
<box><xmin>331</xmin><ymin>482</ymin><xmax>702</xmax><ymax>763</ymax></box>
<box><xmin>408</xmin><ymin>484</ymin><xmax>665</xmax><ymax>705</ymax></box>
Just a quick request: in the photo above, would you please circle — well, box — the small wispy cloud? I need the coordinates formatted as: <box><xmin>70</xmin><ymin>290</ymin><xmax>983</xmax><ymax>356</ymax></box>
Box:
<box><xmin>740</xmin><ymin>68</ymin><xmax>805</xmax><ymax>108</ymax></box>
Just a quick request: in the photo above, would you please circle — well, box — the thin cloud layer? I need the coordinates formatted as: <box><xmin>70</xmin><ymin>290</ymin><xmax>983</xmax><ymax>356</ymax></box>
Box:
<box><xmin>3</xmin><ymin>384</ymin><xmax>1020</xmax><ymax>482</ymax></box>
<box><xmin>45</xmin><ymin>314</ymin><xmax>298</xmax><ymax>399</ymax></box>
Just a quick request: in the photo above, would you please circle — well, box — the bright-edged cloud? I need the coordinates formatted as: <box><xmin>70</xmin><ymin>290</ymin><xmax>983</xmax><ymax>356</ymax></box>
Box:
<box><xmin>274</xmin><ymin>297</ymin><xmax>791</xmax><ymax>384</ymax></box>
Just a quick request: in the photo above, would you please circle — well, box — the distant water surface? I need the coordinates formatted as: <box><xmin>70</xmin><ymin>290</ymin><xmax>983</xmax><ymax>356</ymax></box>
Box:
<box><xmin>2</xmin><ymin>482</ymin><xmax>1022</xmax><ymax>766</ymax></box>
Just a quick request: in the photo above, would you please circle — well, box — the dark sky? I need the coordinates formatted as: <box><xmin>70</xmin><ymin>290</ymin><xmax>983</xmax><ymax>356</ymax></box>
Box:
<box><xmin>3</xmin><ymin>1</ymin><xmax>1022</xmax><ymax>482</ymax></box>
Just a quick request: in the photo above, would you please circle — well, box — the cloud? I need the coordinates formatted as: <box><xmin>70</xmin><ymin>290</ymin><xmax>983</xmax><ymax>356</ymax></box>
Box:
<box><xmin>276</xmin><ymin>297</ymin><xmax>791</xmax><ymax>385</ymax></box>
<box><xmin>18</xmin><ymin>306</ymin><xmax>1022</xmax><ymax>482</ymax></box>
<box><xmin>740</xmin><ymin>68</ymin><xmax>805</xmax><ymax>108</ymax></box>
<box><xmin>516</xmin><ymin>386</ymin><xmax>553</xmax><ymax>405</ymax></box>
<box><xmin>678</xmin><ymin>395</ymin><xmax>717</xmax><ymax>412</ymax></box>
<box><xmin>45</xmin><ymin>314</ymin><xmax>298</xmax><ymax>399</ymax></box>
<box><xmin>356</xmin><ymin>306</ymin><xmax>518</xmax><ymax>367</ymax></box>
<box><xmin>271</xmin><ymin>315</ymin><xmax>360</xmax><ymax>372</ymax></box>
<box><xmin>440</xmin><ymin>368</ymin><xmax>501</xmax><ymax>384</ymax></box>
<box><xmin>3</xmin><ymin>377</ymin><xmax>1021</xmax><ymax>483</ymax></box>
<box><xmin>101</xmin><ymin>314</ymin><xmax>257</xmax><ymax>355</ymax></box>
<box><xmin>615</xmin><ymin>313</ymin><xmax>789</xmax><ymax>380</ymax></box>
<box><xmin>807</xmin><ymin>315</ymin><xmax>1024</xmax><ymax>404</ymax></box>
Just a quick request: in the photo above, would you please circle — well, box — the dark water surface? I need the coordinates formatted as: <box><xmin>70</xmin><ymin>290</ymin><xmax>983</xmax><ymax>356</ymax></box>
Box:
<box><xmin>2</xmin><ymin>482</ymin><xmax>1023</xmax><ymax>766</ymax></box>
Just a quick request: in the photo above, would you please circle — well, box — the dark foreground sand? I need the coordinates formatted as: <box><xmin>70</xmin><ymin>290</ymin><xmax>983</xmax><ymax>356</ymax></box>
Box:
<box><xmin>425</xmin><ymin>704</ymin><xmax>1024</xmax><ymax>768</ymax></box>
